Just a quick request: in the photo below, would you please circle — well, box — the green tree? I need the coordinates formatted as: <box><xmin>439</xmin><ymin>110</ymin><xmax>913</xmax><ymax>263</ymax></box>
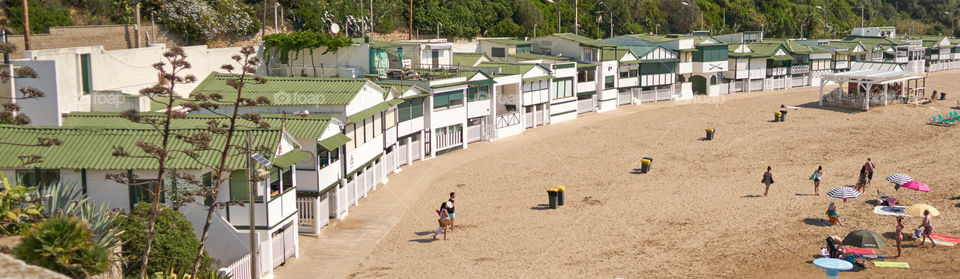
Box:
<box><xmin>112</xmin><ymin>203</ymin><xmax>213</xmax><ymax>276</ymax></box>
<box><xmin>488</xmin><ymin>18</ymin><xmax>525</xmax><ymax>37</ymax></box>
<box><xmin>4</xmin><ymin>0</ymin><xmax>74</xmax><ymax>34</ymax></box>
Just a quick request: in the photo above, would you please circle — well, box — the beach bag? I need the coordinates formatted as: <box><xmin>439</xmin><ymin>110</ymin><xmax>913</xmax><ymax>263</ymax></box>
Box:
<box><xmin>913</xmin><ymin>229</ymin><xmax>922</xmax><ymax>239</ymax></box>
<box><xmin>438</xmin><ymin>218</ymin><xmax>450</xmax><ymax>227</ymax></box>
<box><xmin>810</xmin><ymin>172</ymin><xmax>818</xmax><ymax>180</ymax></box>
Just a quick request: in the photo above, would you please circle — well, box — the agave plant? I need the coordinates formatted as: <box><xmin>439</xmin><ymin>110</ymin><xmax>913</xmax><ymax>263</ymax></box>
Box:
<box><xmin>39</xmin><ymin>182</ymin><xmax>123</xmax><ymax>253</ymax></box>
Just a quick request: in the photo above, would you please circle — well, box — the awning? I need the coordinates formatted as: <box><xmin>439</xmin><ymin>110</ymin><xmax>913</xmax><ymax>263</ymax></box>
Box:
<box><xmin>402</xmin><ymin>93</ymin><xmax>430</xmax><ymax>99</ymax></box>
<box><xmin>470</xmin><ymin>79</ymin><xmax>496</xmax><ymax>86</ymax></box>
<box><xmin>522</xmin><ymin>75</ymin><xmax>554</xmax><ymax>82</ymax></box>
<box><xmin>318</xmin><ymin>133</ymin><xmax>351</xmax><ymax>151</ymax></box>
<box><xmin>641</xmin><ymin>58</ymin><xmax>680</xmax><ymax>63</ymax></box>
<box><xmin>347</xmin><ymin>99</ymin><xmax>404</xmax><ymax>123</ymax></box>
<box><xmin>272</xmin><ymin>150</ymin><xmax>311</xmax><ymax>169</ymax></box>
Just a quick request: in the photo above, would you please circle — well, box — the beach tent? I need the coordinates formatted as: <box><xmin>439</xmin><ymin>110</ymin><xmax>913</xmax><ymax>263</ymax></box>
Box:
<box><xmin>843</xmin><ymin>230</ymin><xmax>887</xmax><ymax>248</ymax></box>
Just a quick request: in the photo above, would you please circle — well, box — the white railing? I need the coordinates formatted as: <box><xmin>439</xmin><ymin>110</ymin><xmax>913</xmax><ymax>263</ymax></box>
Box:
<box><xmin>577</xmin><ymin>98</ymin><xmax>594</xmax><ymax>113</ymax></box>
<box><xmin>789</xmin><ymin>65</ymin><xmax>809</xmax><ymax>74</ymax></box>
<box><xmin>297</xmin><ymin>196</ymin><xmax>315</xmax><ymax>229</ymax></box>
<box><xmin>218</xmin><ymin>254</ymin><xmax>251</xmax><ymax>279</ymax></box>
<box><xmin>894</xmin><ymin>57</ymin><xmax>908</xmax><ymax>63</ymax></box>
<box><xmin>496</xmin><ymin>112</ymin><xmax>521</xmax><ymax>128</ymax></box>
<box><xmin>656</xmin><ymin>87</ymin><xmax>673</xmax><ymax>101</ymax></box>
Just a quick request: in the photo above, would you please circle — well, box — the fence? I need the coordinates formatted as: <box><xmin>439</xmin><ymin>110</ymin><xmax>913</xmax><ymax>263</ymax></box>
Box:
<box><xmin>297</xmin><ymin>196</ymin><xmax>316</xmax><ymax>233</ymax></box>
<box><xmin>496</xmin><ymin>112</ymin><xmax>521</xmax><ymax>128</ymax></box>
<box><xmin>577</xmin><ymin>98</ymin><xmax>594</xmax><ymax>113</ymax></box>
<box><xmin>218</xmin><ymin>254</ymin><xmax>251</xmax><ymax>279</ymax></box>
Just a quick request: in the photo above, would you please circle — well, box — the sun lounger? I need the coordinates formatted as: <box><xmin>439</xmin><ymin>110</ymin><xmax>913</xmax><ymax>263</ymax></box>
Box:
<box><xmin>938</xmin><ymin>114</ymin><xmax>956</xmax><ymax>124</ymax></box>
<box><xmin>950</xmin><ymin>111</ymin><xmax>960</xmax><ymax>120</ymax></box>
<box><xmin>873</xmin><ymin>261</ymin><xmax>910</xmax><ymax>268</ymax></box>
<box><xmin>932</xmin><ymin>115</ymin><xmax>955</xmax><ymax>126</ymax></box>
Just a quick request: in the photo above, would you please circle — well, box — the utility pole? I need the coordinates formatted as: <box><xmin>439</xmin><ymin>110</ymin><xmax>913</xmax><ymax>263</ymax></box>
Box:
<box><xmin>370</xmin><ymin>0</ymin><xmax>374</xmax><ymax>31</ymax></box>
<box><xmin>20</xmin><ymin>0</ymin><xmax>30</xmax><ymax>50</ymax></box>
<box><xmin>860</xmin><ymin>3</ymin><xmax>864</xmax><ymax>29</ymax></box>
<box><xmin>608</xmin><ymin>10</ymin><xmax>613</xmax><ymax>37</ymax></box>
<box><xmin>245</xmin><ymin>131</ymin><xmax>258</xmax><ymax>279</ymax></box>
<box><xmin>556</xmin><ymin>1</ymin><xmax>561</xmax><ymax>33</ymax></box>
<box><xmin>134</xmin><ymin>0</ymin><xmax>141</xmax><ymax>48</ymax></box>
<box><xmin>409</xmin><ymin>0</ymin><xmax>413</xmax><ymax>39</ymax></box>
<box><xmin>274</xmin><ymin>2</ymin><xmax>279</xmax><ymax>33</ymax></box>
<box><xmin>574</xmin><ymin>0</ymin><xmax>579</xmax><ymax>35</ymax></box>
<box><xmin>261</xmin><ymin>0</ymin><xmax>266</xmax><ymax>39</ymax></box>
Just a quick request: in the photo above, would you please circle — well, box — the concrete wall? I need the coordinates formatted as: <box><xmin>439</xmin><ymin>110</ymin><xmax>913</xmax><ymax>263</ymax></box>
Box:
<box><xmin>5</xmin><ymin>24</ymin><xmax>182</xmax><ymax>58</ymax></box>
<box><xmin>10</xmin><ymin>60</ymin><xmax>61</xmax><ymax>126</ymax></box>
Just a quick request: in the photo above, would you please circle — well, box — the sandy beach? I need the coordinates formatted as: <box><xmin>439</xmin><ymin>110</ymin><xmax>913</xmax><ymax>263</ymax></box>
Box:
<box><xmin>315</xmin><ymin>71</ymin><xmax>960</xmax><ymax>278</ymax></box>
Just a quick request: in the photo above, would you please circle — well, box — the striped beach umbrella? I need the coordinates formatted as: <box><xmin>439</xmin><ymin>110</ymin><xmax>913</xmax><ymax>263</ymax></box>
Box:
<box><xmin>827</xmin><ymin>187</ymin><xmax>861</xmax><ymax>202</ymax></box>
<box><xmin>885</xmin><ymin>173</ymin><xmax>913</xmax><ymax>186</ymax></box>
<box><xmin>905</xmin><ymin>204</ymin><xmax>940</xmax><ymax>217</ymax></box>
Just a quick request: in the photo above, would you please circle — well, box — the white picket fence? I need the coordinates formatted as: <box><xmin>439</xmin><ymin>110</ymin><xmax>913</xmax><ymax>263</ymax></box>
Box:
<box><xmin>218</xmin><ymin>254</ymin><xmax>251</xmax><ymax>279</ymax></box>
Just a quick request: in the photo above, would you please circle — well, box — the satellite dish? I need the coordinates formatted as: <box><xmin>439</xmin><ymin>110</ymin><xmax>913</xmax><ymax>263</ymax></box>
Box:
<box><xmin>330</xmin><ymin>23</ymin><xmax>341</xmax><ymax>35</ymax></box>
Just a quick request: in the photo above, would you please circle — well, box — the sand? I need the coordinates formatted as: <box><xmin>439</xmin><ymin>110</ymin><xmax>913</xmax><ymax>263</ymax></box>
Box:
<box><xmin>347</xmin><ymin>71</ymin><xmax>960</xmax><ymax>278</ymax></box>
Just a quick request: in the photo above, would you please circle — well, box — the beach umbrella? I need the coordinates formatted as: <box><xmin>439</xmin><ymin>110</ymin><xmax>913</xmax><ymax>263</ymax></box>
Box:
<box><xmin>900</xmin><ymin>181</ymin><xmax>931</xmax><ymax>192</ymax></box>
<box><xmin>827</xmin><ymin>187</ymin><xmax>861</xmax><ymax>202</ymax></box>
<box><xmin>885</xmin><ymin>173</ymin><xmax>913</xmax><ymax>186</ymax></box>
<box><xmin>905</xmin><ymin>204</ymin><xmax>940</xmax><ymax>217</ymax></box>
<box><xmin>842</xmin><ymin>230</ymin><xmax>887</xmax><ymax>248</ymax></box>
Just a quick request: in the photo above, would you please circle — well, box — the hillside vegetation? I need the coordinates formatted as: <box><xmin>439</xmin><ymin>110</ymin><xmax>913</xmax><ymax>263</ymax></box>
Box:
<box><xmin>2</xmin><ymin>0</ymin><xmax>958</xmax><ymax>42</ymax></box>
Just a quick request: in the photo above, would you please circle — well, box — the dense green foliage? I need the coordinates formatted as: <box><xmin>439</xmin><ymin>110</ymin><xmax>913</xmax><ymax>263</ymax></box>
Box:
<box><xmin>262</xmin><ymin>30</ymin><xmax>353</xmax><ymax>64</ymax></box>
<box><xmin>3</xmin><ymin>0</ymin><xmax>74</xmax><ymax>34</ymax></box>
<box><xmin>13</xmin><ymin>216</ymin><xmax>111</xmax><ymax>278</ymax></box>
<box><xmin>113</xmin><ymin>203</ymin><xmax>213</xmax><ymax>277</ymax></box>
<box><xmin>0</xmin><ymin>173</ymin><xmax>42</xmax><ymax>235</ymax></box>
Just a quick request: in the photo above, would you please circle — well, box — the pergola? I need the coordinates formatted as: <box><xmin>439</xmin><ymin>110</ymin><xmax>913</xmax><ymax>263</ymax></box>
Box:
<box><xmin>819</xmin><ymin>62</ymin><xmax>926</xmax><ymax>110</ymax></box>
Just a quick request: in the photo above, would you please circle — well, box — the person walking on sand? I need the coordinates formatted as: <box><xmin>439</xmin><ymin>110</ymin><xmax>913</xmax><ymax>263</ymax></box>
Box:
<box><xmin>918</xmin><ymin>210</ymin><xmax>935</xmax><ymax>246</ymax></box>
<box><xmin>895</xmin><ymin>216</ymin><xmax>905</xmax><ymax>257</ymax></box>
<box><xmin>856</xmin><ymin>166</ymin><xmax>868</xmax><ymax>192</ymax></box>
<box><xmin>762</xmin><ymin>166</ymin><xmax>774</xmax><ymax>197</ymax></box>
<box><xmin>447</xmin><ymin>192</ymin><xmax>456</xmax><ymax>231</ymax></box>
<box><xmin>434</xmin><ymin>202</ymin><xmax>451</xmax><ymax>240</ymax></box>
<box><xmin>864</xmin><ymin>158</ymin><xmax>876</xmax><ymax>187</ymax></box>
<box><xmin>810</xmin><ymin>166</ymin><xmax>823</xmax><ymax>196</ymax></box>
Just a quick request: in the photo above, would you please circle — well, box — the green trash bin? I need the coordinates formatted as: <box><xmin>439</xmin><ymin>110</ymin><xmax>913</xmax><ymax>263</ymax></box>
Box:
<box><xmin>547</xmin><ymin>188</ymin><xmax>559</xmax><ymax>209</ymax></box>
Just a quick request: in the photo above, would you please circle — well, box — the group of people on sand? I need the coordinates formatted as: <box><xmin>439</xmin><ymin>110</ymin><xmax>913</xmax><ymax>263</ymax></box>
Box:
<box><xmin>433</xmin><ymin>192</ymin><xmax>456</xmax><ymax>240</ymax></box>
<box><xmin>825</xmin><ymin>209</ymin><xmax>934</xmax><ymax>259</ymax></box>
<box><xmin>759</xmin><ymin>158</ymin><xmax>876</xmax><ymax>197</ymax></box>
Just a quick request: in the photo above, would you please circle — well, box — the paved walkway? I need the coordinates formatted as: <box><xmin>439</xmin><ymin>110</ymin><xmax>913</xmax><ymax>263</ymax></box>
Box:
<box><xmin>273</xmin><ymin>146</ymin><xmax>479</xmax><ymax>279</ymax></box>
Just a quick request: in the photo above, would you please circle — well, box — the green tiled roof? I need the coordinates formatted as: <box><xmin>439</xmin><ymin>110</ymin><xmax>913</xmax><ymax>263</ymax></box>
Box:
<box><xmin>551</xmin><ymin>33</ymin><xmax>617</xmax><ymax>48</ymax></box>
<box><xmin>728</xmin><ymin>44</ymin><xmax>758</xmax><ymax>58</ymax></box>
<box><xmin>368</xmin><ymin>40</ymin><xmax>402</xmax><ymax>49</ymax></box>
<box><xmin>623</xmin><ymin>34</ymin><xmax>690</xmax><ymax>43</ymax></box>
<box><xmin>62</xmin><ymin>112</ymin><xmax>333</xmax><ymax>139</ymax></box>
<box><xmin>507</xmin><ymin>53</ymin><xmax>572</xmax><ymax>61</ymax></box>
<box><xmin>318</xmin><ymin>133</ymin><xmax>350</xmax><ymax>151</ymax></box>
<box><xmin>617</xmin><ymin>45</ymin><xmax>657</xmax><ymax>57</ymax></box>
<box><xmin>193</xmin><ymin>73</ymin><xmax>370</xmax><ymax>106</ymax></box>
<box><xmin>347</xmin><ymin>99</ymin><xmax>403</xmax><ymax>123</ymax></box>
<box><xmin>477</xmin><ymin>62</ymin><xmax>536</xmax><ymax>75</ymax></box>
<box><xmin>373</xmin><ymin>81</ymin><xmax>428</xmax><ymax>97</ymax></box>
<box><xmin>748</xmin><ymin>43</ymin><xmax>792</xmax><ymax>60</ymax></box>
<box><xmin>484</xmin><ymin>39</ymin><xmax>531</xmax><ymax>46</ymax></box>
<box><xmin>600</xmin><ymin>49</ymin><xmax>633</xmax><ymax>61</ymax></box>
<box><xmin>273</xmin><ymin>150</ymin><xmax>311</xmax><ymax>168</ymax></box>
<box><xmin>452</xmin><ymin>52</ymin><xmax>487</xmax><ymax>66</ymax></box>
<box><xmin>0</xmin><ymin>125</ymin><xmax>282</xmax><ymax>170</ymax></box>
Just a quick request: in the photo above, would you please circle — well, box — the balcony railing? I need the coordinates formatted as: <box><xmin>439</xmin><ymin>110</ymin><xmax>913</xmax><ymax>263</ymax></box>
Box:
<box><xmin>789</xmin><ymin>65</ymin><xmax>810</xmax><ymax>74</ymax></box>
<box><xmin>767</xmin><ymin>67</ymin><xmax>788</xmax><ymax>76</ymax></box>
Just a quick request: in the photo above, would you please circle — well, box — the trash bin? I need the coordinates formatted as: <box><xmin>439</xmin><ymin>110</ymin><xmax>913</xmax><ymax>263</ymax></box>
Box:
<box><xmin>547</xmin><ymin>188</ymin><xmax>559</xmax><ymax>209</ymax></box>
<box><xmin>640</xmin><ymin>158</ymin><xmax>652</xmax><ymax>173</ymax></box>
<box><xmin>556</xmin><ymin>186</ymin><xmax>565</xmax><ymax>206</ymax></box>
<box><xmin>705</xmin><ymin>128</ymin><xmax>715</xmax><ymax>140</ymax></box>
<box><xmin>941</xmin><ymin>92</ymin><xmax>947</xmax><ymax>100</ymax></box>
<box><xmin>774</xmin><ymin>111</ymin><xmax>782</xmax><ymax>122</ymax></box>
<box><xmin>901</xmin><ymin>97</ymin><xmax>908</xmax><ymax>104</ymax></box>
<box><xmin>779</xmin><ymin>110</ymin><xmax>788</xmax><ymax>122</ymax></box>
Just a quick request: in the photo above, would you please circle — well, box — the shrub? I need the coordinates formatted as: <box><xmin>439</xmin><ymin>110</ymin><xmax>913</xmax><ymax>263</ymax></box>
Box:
<box><xmin>13</xmin><ymin>216</ymin><xmax>110</xmax><ymax>278</ymax></box>
<box><xmin>4</xmin><ymin>0</ymin><xmax>74</xmax><ymax>34</ymax></box>
<box><xmin>113</xmin><ymin>203</ymin><xmax>212</xmax><ymax>276</ymax></box>
<box><xmin>147</xmin><ymin>0</ymin><xmax>259</xmax><ymax>43</ymax></box>
<box><xmin>0</xmin><ymin>173</ymin><xmax>43</xmax><ymax>235</ymax></box>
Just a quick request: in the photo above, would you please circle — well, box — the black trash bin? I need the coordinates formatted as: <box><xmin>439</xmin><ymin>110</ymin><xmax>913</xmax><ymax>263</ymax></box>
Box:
<box><xmin>640</xmin><ymin>157</ymin><xmax>653</xmax><ymax>173</ymax></box>
<box><xmin>705</xmin><ymin>128</ymin><xmax>716</xmax><ymax>140</ymax></box>
<box><xmin>774</xmin><ymin>112</ymin><xmax>782</xmax><ymax>122</ymax></box>
<box><xmin>556</xmin><ymin>186</ymin><xmax>565</xmax><ymax>206</ymax></box>
<box><xmin>941</xmin><ymin>92</ymin><xmax>947</xmax><ymax>101</ymax></box>
<box><xmin>547</xmin><ymin>189</ymin><xmax>558</xmax><ymax>209</ymax></box>
<box><xmin>779</xmin><ymin>110</ymin><xmax>788</xmax><ymax>122</ymax></box>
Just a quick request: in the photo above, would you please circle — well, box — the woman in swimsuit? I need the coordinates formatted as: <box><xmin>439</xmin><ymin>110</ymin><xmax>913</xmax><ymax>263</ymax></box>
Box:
<box><xmin>762</xmin><ymin>166</ymin><xmax>774</xmax><ymax>197</ymax></box>
<box><xmin>811</xmin><ymin>166</ymin><xmax>823</xmax><ymax>196</ymax></box>
<box><xmin>895</xmin><ymin>216</ymin><xmax>904</xmax><ymax>257</ymax></box>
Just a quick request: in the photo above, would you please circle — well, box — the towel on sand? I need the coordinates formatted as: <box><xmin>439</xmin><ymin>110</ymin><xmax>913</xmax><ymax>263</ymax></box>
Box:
<box><xmin>931</xmin><ymin>233</ymin><xmax>960</xmax><ymax>244</ymax></box>
<box><xmin>843</xmin><ymin>248</ymin><xmax>876</xmax><ymax>254</ymax></box>
<box><xmin>873</xmin><ymin>262</ymin><xmax>910</xmax><ymax>268</ymax></box>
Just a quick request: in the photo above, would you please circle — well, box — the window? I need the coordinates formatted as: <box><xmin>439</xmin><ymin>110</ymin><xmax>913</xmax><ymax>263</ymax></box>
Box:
<box><xmin>372</xmin><ymin>114</ymin><xmax>380</xmax><ymax>138</ymax></box>
<box><xmin>694</xmin><ymin>45</ymin><xmax>728</xmax><ymax>62</ymax></box>
<box><xmin>269</xmin><ymin>168</ymin><xmax>293</xmax><ymax>199</ymax></box>
<box><xmin>412</xmin><ymin>98</ymin><xmax>424</xmax><ymax>118</ymax></box>
<box><xmin>433</xmin><ymin>90</ymin><xmax>464</xmax><ymax>110</ymax></box>
<box><xmin>492</xmin><ymin>47</ymin><xmax>506</xmax><ymax>58</ymax></box>
<box><xmin>467</xmin><ymin>86</ymin><xmax>489</xmax><ymax>102</ymax></box>
<box><xmin>604</xmin><ymin>76</ymin><xmax>615</xmax><ymax>89</ymax></box>
<box><xmin>619</xmin><ymin>67</ymin><xmax>629</xmax><ymax>78</ymax></box>
<box><xmin>130</xmin><ymin>178</ymin><xmax>163</xmax><ymax>208</ymax></box>
<box><xmin>318</xmin><ymin>146</ymin><xmax>340</xmax><ymax>169</ymax></box>
<box><xmin>345</xmin><ymin>123</ymin><xmax>357</xmax><ymax>152</ymax></box>
<box><xmin>80</xmin><ymin>54</ymin><xmax>92</xmax><ymax>94</ymax></box>
<box><xmin>516</xmin><ymin>45</ymin><xmax>531</xmax><ymax>53</ymax></box>
<box><xmin>629</xmin><ymin>67</ymin><xmax>639</xmax><ymax>77</ymax></box>
<box><xmin>582</xmin><ymin>48</ymin><xmax>596</xmax><ymax>62</ymax></box>
<box><xmin>202</xmin><ymin>173</ymin><xmax>214</xmax><ymax>206</ymax></box>
<box><xmin>577</xmin><ymin>69</ymin><xmax>596</xmax><ymax>82</ymax></box>
<box><xmin>16</xmin><ymin>169</ymin><xmax>60</xmax><ymax>188</ymax></box>
<box><xmin>551</xmin><ymin>78</ymin><xmax>574</xmax><ymax>99</ymax></box>
<box><xmin>398</xmin><ymin>101</ymin><xmax>412</xmax><ymax>122</ymax></box>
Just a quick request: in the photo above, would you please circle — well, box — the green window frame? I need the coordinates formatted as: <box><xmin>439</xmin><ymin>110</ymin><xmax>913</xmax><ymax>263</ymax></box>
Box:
<box><xmin>604</xmin><ymin>76</ymin><xmax>615</xmax><ymax>89</ymax></box>
<box><xmin>412</xmin><ymin>98</ymin><xmax>424</xmax><ymax>118</ymax></box>
<box><xmin>433</xmin><ymin>91</ymin><xmax>464</xmax><ymax>110</ymax></box>
<box><xmin>15</xmin><ymin>169</ymin><xmax>60</xmax><ymax>188</ymax></box>
<box><xmin>80</xmin><ymin>54</ymin><xmax>92</xmax><ymax>95</ymax></box>
<box><xmin>467</xmin><ymin>86</ymin><xmax>489</xmax><ymax>102</ymax></box>
<box><xmin>398</xmin><ymin>101</ymin><xmax>412</xmax><ymax>122</ymax></box>
<box><xmin>229</xmin><ymin>170</ymin><xmax>262</xmax><ymax>203</ymax></box>
<box><xmin>516</xmin><ymin>45</ymin><xmax>531</xmax><ymax>53</ymax></box>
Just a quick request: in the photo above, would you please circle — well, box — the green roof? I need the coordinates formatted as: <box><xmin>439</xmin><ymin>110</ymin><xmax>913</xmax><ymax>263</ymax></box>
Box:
<box><xmin>728</xmin><ymin>44</ymin><xmax>759</xmax><ymax>58</ymax></box>
<box><xmin>617</xmin><ymin>45</ymin><xmax>657</xmax><ymax>57</ymax></box>
<box><xmin>273</xmin><ymin>150</ymin><xmax>311</xmax><ymax>169</ymax></box>
<box><xmin>600</xmin><ymin>49</ymin><xmax>633</xmax><ymax>61</ymax></box>
<box><xmin>747</xmin><ymin>43</ymin><xmax>793</xmax><ymax>60</ymax></box>
<box><xmin>507</xmin><ymin>52</ymin><xmax>572</xmax><ymax>61</ymax></box>
<box><xmin>318</xmin><ymin>133</ymin><xmax>350</xmax><ymax>151</ymax></box>
<box><xmin>452</xmin><ymin>52</ymin><xmax>487</xmax><ymax>66</ymax></box>
<box><xmin>623</xmin><ymin>34</ymin><xmax>690</xmax><ymax>44</ymax></box>
<box><xmin>0</xmin><ymin>125</ymin><xmax>282</xmax><ymax>170</ymax></box>
<box><xmin>522</xmin><ymin>75</ymin><xmax>554</xmax><ymax>82</ymax></box>
<box><xmin>373</xmin><ymin>81</ymin><xmax>428</xmax><ymax>98</ymax></box>
<box><xmin>477</xmin><ymin>62</ymin><xmax>537</xmax><ymax>75</ymax></box>
<box><xmin>193</xmin><ymin>73</ymin><xmax>371</xmax><ymax>106</ymax></box>
<box><xmin>551</xmin><ymin>33</ymin><xmax>617</xmax><ymax>48</ymax></box>
<box><xmin>483</xmin><ymin>39</ymin><xmax>531</xmax><ymax>46</ymax></box>
<box><xmin>62</xmin><ymin>112</ymin><xmax>333</xmax><ymax>139</ymax></box>
<box><xmin>368</xmin><ymin>40</ymin><xmax>402</xmax><ymax>49</ymax></box>
<box><xmin>347</xmin><ymin>99</ymin><xmax>404</xmax><ymax>123</ymax></box>
<box><xmin>576</xmin><ymin>63</ymin><xmax>598</xmax><ymax>69</ymax></box>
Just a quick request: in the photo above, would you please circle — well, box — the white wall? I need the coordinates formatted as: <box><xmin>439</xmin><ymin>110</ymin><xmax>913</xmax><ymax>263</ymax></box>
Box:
<box><xmin>11</xmin><ymin>60</ymin><xmax>61</xmax><ymax>126</ymax></box>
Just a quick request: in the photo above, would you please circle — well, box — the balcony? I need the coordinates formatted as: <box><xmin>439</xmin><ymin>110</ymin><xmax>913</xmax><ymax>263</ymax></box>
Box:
<box><xmin>789</xmin><ymin>65</ymin><xmax>810</xmax><ymax>74</ymax></box>
<box><xmin>767</xmin><ymin>67</ymin><xmax>788</xmax><ymax>76</ymax></box>
<box><xmin>226</xmin><ymin>186</ymin><xmax>298</xmax><ymax>229</ymax></box>
<box><xmin>894</xmin><ymin>57</ymin><xmax>908</xmax><ymax>64</ymax></box>
<box><xmin>834</xmin><ymin>60</ymin><xmax>849</xmax><ymax>69</ymax></box>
